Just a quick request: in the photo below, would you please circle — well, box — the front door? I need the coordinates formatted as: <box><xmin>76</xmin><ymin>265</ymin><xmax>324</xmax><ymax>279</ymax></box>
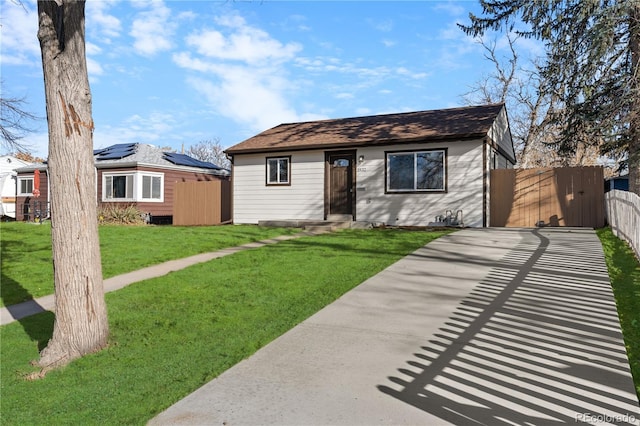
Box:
<box><xmin>326</xmin><ymin>151</ymin><xmax>355</xmax><ymax>218</ymax></box>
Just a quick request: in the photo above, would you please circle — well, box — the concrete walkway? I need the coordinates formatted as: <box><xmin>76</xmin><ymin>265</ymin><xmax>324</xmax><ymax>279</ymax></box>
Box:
<box><xmin>0</xmin><ymin>233</ymin><xmax>312</xmax><ymax>326</ymax></box>
<box><xmin>149</xmin><ymin>228</ymin><xmax>640</xmax><ymax>425</ymax></box>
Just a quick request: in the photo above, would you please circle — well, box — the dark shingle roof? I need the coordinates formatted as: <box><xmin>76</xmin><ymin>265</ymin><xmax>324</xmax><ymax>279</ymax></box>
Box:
<box><xmin>226</xmin><ymin>104</ymin><xmax>505</xmax><ymax>155</ymax></box>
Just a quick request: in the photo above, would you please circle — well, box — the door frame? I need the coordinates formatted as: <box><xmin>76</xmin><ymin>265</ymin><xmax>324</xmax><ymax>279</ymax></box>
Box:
<box><xmin>324</xmin><ymin>150</ymin><xmax>357</xmax><ymax>220</ymax></box>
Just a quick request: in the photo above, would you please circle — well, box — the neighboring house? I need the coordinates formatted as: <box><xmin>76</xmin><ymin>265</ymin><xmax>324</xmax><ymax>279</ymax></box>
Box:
<box><xmin>15</xmin><ymin>143</ymin><xmax>230</xmax><ymax>223</ymax></box>
<box><xmin>225</xmin><ymin>104</ymin><xmax>515</xmax><ymax>227</ymax></box>
<box><xmin>605</xmin><ymin>175</ymin><xmax>629</xmax><ymax>192</ymax></box>
<box><xmin>0</xmin><ymin>155</ymin><xmax>33</xmax><ymax>219</ymax></box>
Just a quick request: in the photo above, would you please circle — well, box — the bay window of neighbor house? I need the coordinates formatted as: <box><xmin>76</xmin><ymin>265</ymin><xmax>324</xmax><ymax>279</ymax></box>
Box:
<box><xmin>103</xmin><ymin>172</ymin><xmax>163</xmax><ymax>202</ymax></box>
<box><xmin>18</xmin><ymin>177</ymin><xmax>34</xmax><ymax>195</ymax></box>
<box><xmin>386</xmin><ymin>149</ymin><xmax>446</xmax><ymax>192</ymax></box>
<box><xmin>266</xmin><ymin>156</ymin><xmax>290</xmax><ymax>185</ymax></box>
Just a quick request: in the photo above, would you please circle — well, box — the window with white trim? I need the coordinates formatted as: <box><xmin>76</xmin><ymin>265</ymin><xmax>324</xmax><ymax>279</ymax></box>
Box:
<box><xmin>18</xmin><ymin>177</ymin><xmax>34</xmax><ymax>195</ymax></box>
<box><xmin>141</xmin><ymin>175</ymin><xmax>162</xmax><ymax>200</ymax></box>
<box><xmin>102</xmin><ymin>172</ymin><xmax>164</xmax><ymax>202</ymax></box>
<box><xmin>266</xmin><ymin>156</ymin><xmax>290</xmax><ymax>185</ymax></box>
<box><xmin>386</xmin><ymin>149</ymin><xmax>446</xmax><ymax>192</ymax></box>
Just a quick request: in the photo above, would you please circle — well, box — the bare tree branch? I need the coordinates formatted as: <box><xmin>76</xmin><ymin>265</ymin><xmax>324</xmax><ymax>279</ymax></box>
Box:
<box><xmin>0</xmin><ymin>83</ymin><xmax>42</xmax><ymax>152</ymax></box>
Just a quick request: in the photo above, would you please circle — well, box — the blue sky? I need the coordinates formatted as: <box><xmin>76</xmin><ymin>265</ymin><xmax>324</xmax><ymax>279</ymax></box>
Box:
<box><xmin>1</xmin><ymin>0</ymin><xmax>541</xmax><ymax>159</ymax></box>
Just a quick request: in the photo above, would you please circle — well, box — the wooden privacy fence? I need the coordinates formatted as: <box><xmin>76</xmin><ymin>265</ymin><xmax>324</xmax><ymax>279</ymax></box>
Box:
<box><xmin>173</xmin><ymin>180</ymin><xmax>231</xmax><ymax>226</ymax></box>
<box><xmin>605</xmin><ymin>190</ymin><xmax>640</xmax><ymax>259</ymax></box>
<box><xmin>490</xmin><ymin>167</ymin><xmax>604</xmax><ymax>228</ymax></box>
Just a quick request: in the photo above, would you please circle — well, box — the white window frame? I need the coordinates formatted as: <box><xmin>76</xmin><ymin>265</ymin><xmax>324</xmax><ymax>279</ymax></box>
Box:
<box><xmin>102</xmin><ymin>171</ymin><xmax>164</xmax><ymax>202</ymax></box>
<box><xmin>386</xmin><ymin>149</ymin><xmax>446</xmax><ymax>193</ymax></box>
<box><xmin>266</xmin><ymin>156</ymin><xmax>291</xmax><ymax>185</ymax></box>
<box><xmin>18</xmin><ymin>177</ymin><xmax>34</xmax><ymax>196</ymax></box>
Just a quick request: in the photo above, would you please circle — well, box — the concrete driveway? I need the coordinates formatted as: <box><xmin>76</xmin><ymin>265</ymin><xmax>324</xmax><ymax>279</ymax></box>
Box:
<box><xmin>149</xmin><ymin>228</ymin><xmax>640</xmax><ymax>425</ymax></box>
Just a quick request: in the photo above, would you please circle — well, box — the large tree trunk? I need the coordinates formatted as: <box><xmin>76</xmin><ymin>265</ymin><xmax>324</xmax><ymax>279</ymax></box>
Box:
<box><xmin>37</xmin><ymin>0</ymin><xmax>108</xmax><ymax>369</ymax></box>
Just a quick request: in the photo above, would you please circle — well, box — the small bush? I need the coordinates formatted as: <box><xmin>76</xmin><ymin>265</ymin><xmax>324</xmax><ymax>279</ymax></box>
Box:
<box><xmin>98</xmin><ymin>204</ymin><xmax>146</xmax><ymax>225</ymax></box>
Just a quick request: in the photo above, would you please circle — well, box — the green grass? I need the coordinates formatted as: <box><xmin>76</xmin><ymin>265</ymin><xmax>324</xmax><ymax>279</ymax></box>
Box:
<box><xmin>596</xmin><ymin>227</ymin><xmax>640</xmax><ymax>400</ymax></box>
<box><xmin>0</xmin><ymin>228</ymin><xmax>451</xmax><ymax>425</ymax></box>
<box><xmin>0</xmin><ymin>222</ymin><xmax>300</xmax><ymax>307</ymax></box>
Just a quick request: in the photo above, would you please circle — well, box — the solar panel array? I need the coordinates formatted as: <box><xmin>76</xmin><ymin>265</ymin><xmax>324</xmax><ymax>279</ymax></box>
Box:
<box><xmin>94</xmin><ymin>143</ymin><xmax>137</xmax><ymax>160</ymax></box>
<box><xmin>163</xmin><ymin>152</ymin><xmax>224</xmax><ymax>170</ymax></box>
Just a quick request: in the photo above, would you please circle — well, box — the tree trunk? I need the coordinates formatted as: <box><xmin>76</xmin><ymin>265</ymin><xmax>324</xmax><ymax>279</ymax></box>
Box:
<box><xmin>37</xmin><ymin>0</ymin><xmax>108</xmax><ymax>369</ymax></box>
<box><xmin>629</xmin><ymin>4</ymin><xmax>640</xmax><ymax>196</ymax></box>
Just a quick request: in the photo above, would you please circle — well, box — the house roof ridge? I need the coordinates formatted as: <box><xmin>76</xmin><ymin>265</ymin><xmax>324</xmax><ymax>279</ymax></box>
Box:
<box><xmin>226</xmin><ymin>103</ymin><xmax>507</xmax><ymax>155</ymax></box>
<box><xmin>275</xmin><ymin>103</ymin><xmax>505</xmax><ymax>127</ymax></box>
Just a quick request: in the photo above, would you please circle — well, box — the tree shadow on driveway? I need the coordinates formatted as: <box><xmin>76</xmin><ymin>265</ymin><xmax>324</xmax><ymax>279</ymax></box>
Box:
<box><xmin>379</xmin><ymin>228</ymin><xmax>640</xmax><ymax>425</ymax></box>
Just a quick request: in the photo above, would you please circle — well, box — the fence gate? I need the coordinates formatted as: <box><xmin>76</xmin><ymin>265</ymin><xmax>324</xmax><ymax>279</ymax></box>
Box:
<box><xmin>173</xmin><ymin>180</ymin><xmax>231</xmax><ymax>226</ymax></box>
<box><xmin>490</xmin><ymin>167</ymin><xmax>604</xmax><ymax>228</ymax></box>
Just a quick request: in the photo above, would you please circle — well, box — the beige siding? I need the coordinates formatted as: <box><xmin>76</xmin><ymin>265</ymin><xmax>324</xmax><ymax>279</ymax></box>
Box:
<box><xmin>232</xmin><ymin>140</ymin><xmax>486</xmax><ymax>227</ymax></box>
<box><xmin>233</xmin><ymin>151</ymin><xmax>325</xmax><ymax>224</ymax></box>
<box><xmin>355</xmin><ymin>140</ymin><xmax>485</xmax><ymax>227</ymax></box>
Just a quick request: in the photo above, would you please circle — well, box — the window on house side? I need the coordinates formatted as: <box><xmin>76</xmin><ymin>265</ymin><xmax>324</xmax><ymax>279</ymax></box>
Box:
<box><xmin>142</xmin><ymin>175</ymin><xmax>162</xmax><ymax>200</ymax></box>
<box><xmin>266</xmin><ymin>157</ymin><xmax>290</xmax><ymax>185</ymax></box>
<box><xmin>18</xmin><ymin>178</ymin><xmax>34</xmax><ymax>195</ymax></box>
<box><xmin>105</xmin><ymin>174</ymin><xmax>134</xmax><ymax>200</ymax></box>
<box><xmin>387</xmin><ymin>150</ymin><xmax>446</xmax><ymax>192</ymax></box>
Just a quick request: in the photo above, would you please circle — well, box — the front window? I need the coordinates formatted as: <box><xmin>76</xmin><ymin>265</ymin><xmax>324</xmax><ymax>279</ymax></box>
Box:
<box><xmin>386</xmin><ymin>150</ymin><xmax>446</xmax><ymax>192</ymax></box>
<box><xmin>105</xmin><ymin>174</ymin><xmax>134</xmax><ymax>200</ymax></box>
<box><xmin>103</xmin><ymin>172</ymin><xmax>164</xmax><ymax>202</ymax></box>
<box><xmin>18</xmin><ymin>177</ymin><xmax>34</xmax><ymax>195</ymax></box>
<box><xmin>266</xmin><ymin>156</ymin><xmax>290</xmax><ymax>185</ymax></box>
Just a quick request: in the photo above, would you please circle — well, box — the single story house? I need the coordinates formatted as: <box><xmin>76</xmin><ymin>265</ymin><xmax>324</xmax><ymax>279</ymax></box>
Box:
<box><xmin>15</xmin><ymin>143</ymin><xmax>230</xmax><ymax>223</ymax></box>
<box><xmin>0</xmin><ymin>155</ymin><xmax>33</xmax><ymax>219</ymax></box>
<box><xmin>225</xmin><ymin>103</ymin><xmax>515</xmax><ymax>227</ymax></box>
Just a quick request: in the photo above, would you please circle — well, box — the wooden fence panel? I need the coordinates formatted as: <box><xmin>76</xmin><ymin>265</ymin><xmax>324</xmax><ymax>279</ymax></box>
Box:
<box><xmin>490</xmin><ymin>167</ymin><xmax>604</xmax><ymax>228</ymax></box>
<box><xmin>606</xmin><ymin>190</ymin><xmax>640</xmax><ymax>260</ymax></box>
<box><xmin>173</xmin><ymin>180</ymin><xmax>231</xmax><ymax>226</ymax></box>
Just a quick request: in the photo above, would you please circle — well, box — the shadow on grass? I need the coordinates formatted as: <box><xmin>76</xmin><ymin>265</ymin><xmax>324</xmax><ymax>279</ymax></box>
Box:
<box><xmin>1</xmin><ymin>238</ymin><xmax>38</xmax><ymax>306</ymax></box>
<box><xmin>378</xmin><ymin>228</ymin><xmax>640</xmax><ymax>424</ymax></box>
<box><xmin>8</xmin><ymin>311</ymin><xmax>55</xmax><ymax>352</ymax></box>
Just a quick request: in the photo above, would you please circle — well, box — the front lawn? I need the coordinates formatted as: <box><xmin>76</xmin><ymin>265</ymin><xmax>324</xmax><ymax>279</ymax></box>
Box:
<box><xmin>597</xmin><ymin>227</ymin><xmax>640</xmax><ymax>400</ymax></box>
<box><xmin>0</xmin><ymin>228</ymin><xmax>451</xmax><ymax>425</ymax></box>
<box><xmin>0</xmin><ymin>222</ymin><xmax>300</xmax><ymax>307</ymax></box>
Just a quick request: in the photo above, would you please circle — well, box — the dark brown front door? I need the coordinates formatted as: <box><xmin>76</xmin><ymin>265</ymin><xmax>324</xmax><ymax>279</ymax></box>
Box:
<box><xmin>327</xmin><ymin>152</ymin><xmax>354</xmax><ymax>217</ymax></box>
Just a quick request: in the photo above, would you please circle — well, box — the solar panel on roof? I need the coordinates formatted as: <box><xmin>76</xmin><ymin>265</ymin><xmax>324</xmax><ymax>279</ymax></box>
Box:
<box><xmin>163</xmin><ymin>152</ymin><xmax>223</xmax><ymax>170</ymax></box>
<box><xmin>95</xmin><ymin>143</ymin><xmax>137</xmax><ymax>161</ymax></box>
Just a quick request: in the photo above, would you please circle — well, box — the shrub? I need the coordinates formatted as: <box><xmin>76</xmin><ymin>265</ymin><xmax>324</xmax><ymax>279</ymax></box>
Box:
<box><xmin>98</xmin><ymin>204</ymin><xmax>147</xmax><ymax>225</ymax></box>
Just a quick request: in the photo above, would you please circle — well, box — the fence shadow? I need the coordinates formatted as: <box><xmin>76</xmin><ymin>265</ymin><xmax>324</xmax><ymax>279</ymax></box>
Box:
<box><xmin>378</xmin><ymin>229</ymin><xmax>640</xmax><ymax>425</ymax></box>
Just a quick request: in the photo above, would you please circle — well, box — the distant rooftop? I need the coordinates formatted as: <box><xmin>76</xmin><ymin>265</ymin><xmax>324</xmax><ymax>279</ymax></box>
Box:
<box><xmin>93</xmin><ymin>143</ymin><xmax>229</xmax><ymax>175</ymax></box>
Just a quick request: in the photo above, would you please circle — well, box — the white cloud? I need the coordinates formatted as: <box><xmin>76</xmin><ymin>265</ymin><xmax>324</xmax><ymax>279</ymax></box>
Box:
<box><xmin>0</xmin><ymin>1</ymin><xmax>40</xmax><ymax>66</ymax></box>
<box><xmin>382</xmin><ymin>39</ymin><xmax>396</xmax><ymax>48</ymax></box>
<box><xmin>433</xmin><ymin>2</ymin><xmax>466</xmax><ymax>17</ymax></box>
<box><xmin>86</xmin><ymin>1</ymin><xmax>122</xmax><ymax>42</ymax></box>
<box><xmin>335</xmin><ymin>93</ymin><xmax>354</xmax><ymax>100</ymax></box>
<box><xmin>396</xmin><ymin>67</ymin><xmax>428</xmax><ymax>79</ymax></box>
<box><xmin>93</xmin><ymin>111</ymin><xmax>178</xmax><ymax>149</ymax></box>
<box><xmin>174</xmin><ymin>12</ymin><xmax>327</xmax><ymax>132</ymax></box>
<box><xmin>87</xmin><ymin>57</ymin><xmax>104</xmax><ymax>80</ymax></box>
<box><xmin>186</xmin><ymin>71</ymin><xmax>299</xmax><ymax>131</ymax></box>
<box><xmin>184</xmin><ymin>14</ymin><xmax>302</xmax><ymax>64</ymax></box>
<box><xmin>368</xmin><ymin>18</ymin><xmax>393</xmax><ymax>32</ymax></box>
<box><xmin>130</xmin><ymin>0</ymin><xmax>175</xmax><ymax>57</ymax></box>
